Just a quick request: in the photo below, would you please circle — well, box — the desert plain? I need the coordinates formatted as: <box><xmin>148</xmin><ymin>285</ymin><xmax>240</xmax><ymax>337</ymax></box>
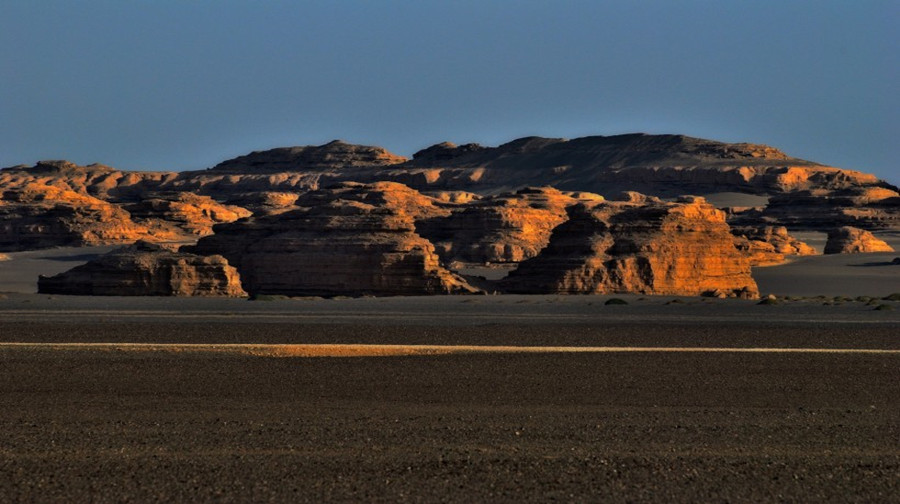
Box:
<box><xmin>1</xmin><ymin>135</ymin><xmax>899</xmax><ymax>502</ymax></box>
<box><xmin>1</xmin><ymin>243</ymin><xmax>899</xmax><ymax>503</ymax></box>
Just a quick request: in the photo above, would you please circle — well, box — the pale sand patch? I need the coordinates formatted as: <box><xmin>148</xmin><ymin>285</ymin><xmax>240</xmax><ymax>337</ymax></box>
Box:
<box><xmin>1</xmin><ymin>343</ymin><xmax>898</xmax><ymax>357</ymax></box>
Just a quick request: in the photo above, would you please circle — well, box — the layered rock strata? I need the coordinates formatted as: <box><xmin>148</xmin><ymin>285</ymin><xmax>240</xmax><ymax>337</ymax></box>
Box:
<box><xmin>188</xmin><ymin>182</ymin><xmax>478</xmax><ymax>297</ymax></box>
<box><xmin>823</xmin><ymin>227</ymin><xmax>895</xmax><ymax>254</ymax></box>
<box><xmin>37</xmin><ymin>241</ymin><xmax>246</xmax><ymax>296</ymax></box>
<box><xmin>500</xmin><ymin>196</ymin><xmax>759</xmax><ymax>298</ymax></box>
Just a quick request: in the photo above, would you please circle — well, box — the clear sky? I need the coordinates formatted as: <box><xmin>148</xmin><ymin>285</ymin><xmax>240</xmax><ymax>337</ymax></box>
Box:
<box><xmin>1</xmin><ymin>1</ymin><xmax>896</xmax><ymax>183</ymax></box>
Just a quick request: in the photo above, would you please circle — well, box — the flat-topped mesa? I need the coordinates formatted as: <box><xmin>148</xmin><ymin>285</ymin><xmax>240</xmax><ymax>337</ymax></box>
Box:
<box><xmin>37</xmin><ymin>241</ymin><xmax>246</xmax><ymax>296</ymax></box>
<box><xmin>731</xmin><ymin>225</ymin><xmax>818</xmax><ymax>266</ymax></box>
<box><xmin>206</xmin><ymin>140</ymin><xmax>408</xmax><ymax>174</ymax></box>
<box><xmin>823</xmin><ymin>226</ymin><xmax>895</xmax><ymax>254</ymax></box>
<box><xmin>393</xmin><ymin>133</ymin><xmax>883</xmax><ymax>197</ymax></box>
<box><xmin>188</xmin><ymin>182</ymin><xmax>479</xmax><ymax>297</ymax></box>
<box><xmin>500</xmin><ymin>195</ymin><xmax>759</xmax><ymax>298</ymax></box>
<box><xmin>417</xmin><ymin>186</ymin><xmax>604</xmax><ymax>264</ymax></box>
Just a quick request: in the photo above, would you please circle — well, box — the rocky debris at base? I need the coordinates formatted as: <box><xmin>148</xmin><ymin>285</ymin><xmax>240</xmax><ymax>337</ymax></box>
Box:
<box><xmin>500</xmin><ymin>196</ymin><xmax>759</xmax><ymax>298</ymax></box>
<box><xmin>37</xmin><ymin>241</ymin><xmax>246</xmax><ymax>296</ymax></box>
<box><xmin>823</xmin><ymin>227</ymin><xmax>895</xmax><ymax>254</ymax></box>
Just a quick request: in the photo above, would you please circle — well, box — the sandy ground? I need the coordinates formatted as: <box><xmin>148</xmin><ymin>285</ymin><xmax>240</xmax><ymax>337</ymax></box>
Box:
<box><xmin>0</xmin><ymin>242</ymin><xmax>898</xmax><ymax>501</ymax></box>
<box><xmin>0</xmin><ymin>297</ymin><xmax>898</xmax><ymax>502</ymax></box>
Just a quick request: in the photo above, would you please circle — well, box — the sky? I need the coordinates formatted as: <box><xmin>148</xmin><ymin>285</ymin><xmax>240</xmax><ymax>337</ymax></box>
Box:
<box><xmin>1</xmin><ymin>1</ymin><xmax>897</xmax><ymax>183</ymax></box>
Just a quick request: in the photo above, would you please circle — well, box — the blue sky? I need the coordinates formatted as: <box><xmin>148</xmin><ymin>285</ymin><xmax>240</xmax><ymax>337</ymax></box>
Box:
<box><xmin>1</xmin><ymin>1</ymin><xmax>897</xmax><ymax>183</ymax></box>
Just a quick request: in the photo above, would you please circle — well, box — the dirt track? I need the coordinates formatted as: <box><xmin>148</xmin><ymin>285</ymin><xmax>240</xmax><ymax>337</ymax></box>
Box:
<box><xmin>1</xmin><ymin>317</ymin><xmax>898</xmax><ymax>502</ymax></box>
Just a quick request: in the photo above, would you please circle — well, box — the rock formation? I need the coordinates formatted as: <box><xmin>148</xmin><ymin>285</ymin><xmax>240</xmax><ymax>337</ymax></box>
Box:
<box><xmin>0</xmin><ymin>183</ymin><xmax>161</xmax><ymax>251</ymax></box>
<box><xmin>761</xmin><ymin>186</ymin><xmax>900</xmax><ymax>231</ymax></box>
<box><xmin>122</xmin><ymin>192</ymin><xmax>251</xmax><ymax>236</ymax></box>
<box><xmin>417</xmin><ymin>187</ymin><xmax>604</xmax><ymax>264</ymax></box>
<box><xmin>823</xmin><ymin>227</ymin><xmax>895</xmax><ymax>254</ymax></box>
<box><xmin>188</xmin><ymin>182</ymin><xmax>478</xmax><ymax>297</ymax></box>
<box><xmin>731</xmin><ymin>226</ymin><xmax>817</xmax><ymax>266</ymax></box>
<box><xmin>500</xmin><ymin>195</ymin><xmax>759</xmax><ymax>298</ymax></box>
<box><xmin>38</xmin><ymin>241</ymin><xmax>246</xmax><ymax>296</ymax></box>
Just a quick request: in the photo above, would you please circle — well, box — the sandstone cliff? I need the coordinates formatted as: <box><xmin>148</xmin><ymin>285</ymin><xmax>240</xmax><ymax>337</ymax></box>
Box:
<box><xmin>823</xmin><ymin>227</ymin><xmax>895</xmax><ymax>254</ymax></box>
<box><xmin>500</xmin><ymin>196</ymin><xmax>759</xmax><ymax>298</ymax></box>
<box><xmin>37</xmin><ymin>241</ymin><xmax>246</xmax><ymax>296</ymax></box>
<box><xmin>188</xmin><ymin>182</ymin><xmax>478</xmax><ymax>297</ymax></box>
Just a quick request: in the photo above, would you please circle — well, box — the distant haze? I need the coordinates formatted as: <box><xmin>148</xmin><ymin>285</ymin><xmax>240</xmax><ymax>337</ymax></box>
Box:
<box><xmin>1</xmin><ymin>1</ymin><xmax>896</xmax><ymax>184</ymax></box>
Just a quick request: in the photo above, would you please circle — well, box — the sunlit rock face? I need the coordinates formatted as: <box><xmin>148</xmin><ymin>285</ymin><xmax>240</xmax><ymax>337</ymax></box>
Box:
<box><xmin>823</xmin><ymin>226</ymin><xmax>894</xmax><ymax>254</ymax></box>
<box><xmin>188</xmin><ymin>182</ymin><xmax>479</xmax><ymax>297</ymax></box>
<box><xmin>500</xmin><ymin>195</ymin><xmax>759</xmax><ymax>298</ymax></box>
<box><xmin>731</xmin><ymin>226</ymin><xmax>817</xmax><ymax>266</ymax></box>
<box><xmin>37</xmin><ymin>241</ymin><xmax>246</xmax><ymax>297</ymax></box>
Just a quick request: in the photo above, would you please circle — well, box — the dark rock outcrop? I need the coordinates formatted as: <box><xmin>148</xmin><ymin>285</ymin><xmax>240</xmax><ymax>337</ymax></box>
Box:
<box><xmin>38</xmin><ymin>241</ymin><xmax>246</xmax><ymax>296</ymax></box>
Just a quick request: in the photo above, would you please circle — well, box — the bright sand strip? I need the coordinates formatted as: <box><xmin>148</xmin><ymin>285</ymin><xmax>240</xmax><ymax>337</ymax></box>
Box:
<box><xmin>1</xmin><ymin>343</ymin><xmax>899</xmax><ymax>357</ymax></box>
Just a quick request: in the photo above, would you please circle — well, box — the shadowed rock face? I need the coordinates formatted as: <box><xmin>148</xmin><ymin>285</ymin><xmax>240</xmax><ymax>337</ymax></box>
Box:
<box><xmin>823</xmin><ymin>227</ymin><xmax>895</xmax><ymax>254</ymax></box>
<box><xmin>731</xmin><ymin>226</ymin><xmax>817</xmax><ymax>266</ymax></box>
<box><xmin>37</xmin><ymin>241</ymin><xmax>246</xmax><ymax>296</ymax></box>
<box><xmin>188</xmin><ymin>182</ymin><xmax>478</xmax><ymax>297</ymax></box>
<box><xmin>500</xmin><ymin>196</ymin><xmax>759</xmax><ymax>298</ymax></box>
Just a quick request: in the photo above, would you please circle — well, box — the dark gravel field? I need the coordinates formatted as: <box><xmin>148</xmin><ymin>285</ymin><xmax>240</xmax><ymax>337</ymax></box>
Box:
<box><xmin>0</xmin><ymin>315</ymin><xmax>898</xmax><ymax>502</ymax></box>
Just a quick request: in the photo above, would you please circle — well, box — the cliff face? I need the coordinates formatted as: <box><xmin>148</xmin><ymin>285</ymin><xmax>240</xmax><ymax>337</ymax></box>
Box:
<box><xmin>188</xmin><ymin>182</ymin><xmax>478</xmax><ymax>297</ymax></box>
<box><xmin>417</xmin><ymin>187</ymin><xmax>604</xmax><ymax>264</ymax></box>
<box><xmin>823</xmin><ymin>227</ymin><xmax>895</xmax><ymax>254</ymax></box>
<box><xmin>37</xmin><ymin>241</ymin><xmax>246</xmax><ymax>296</ymax></box>
<box><xmin>500</xmin><ymin>196</ymin><xmax>758</xmax><ymax>298</ymax></box>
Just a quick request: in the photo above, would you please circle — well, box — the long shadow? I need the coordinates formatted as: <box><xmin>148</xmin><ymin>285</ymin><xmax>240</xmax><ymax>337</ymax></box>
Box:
<box><xmin>848</xmin><ymin>260</ymin><xmax>900</xmax><ymax>267</ymax></box>
<box><xmin>42</xmin><ymin>254</ymin><xmax>105</xmax><ymax>262</ymax></box>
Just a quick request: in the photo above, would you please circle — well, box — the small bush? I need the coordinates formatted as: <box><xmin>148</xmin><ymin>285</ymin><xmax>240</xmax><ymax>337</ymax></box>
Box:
<box><xmin>605</xmin><ymin>298</ymin><xmax>628</xmax><ymax>305</ymax></box>
<box><xmin>757</xmin><ymin>297</ymin><xmax>779</xmax><ymax>306</ymax></box>
<box><xmin>882</xmin><ymin>293</ymin><xmax>900</xmax><ymax>301</ymax></box>
<box><xmin>248</xmin><ymin>294</ymin><xmax>290</xmax><ymax>301</ymax></box>
<box><xmin>873</xmin><ymin>304</ymin><xmax>894</xmax><ymax>311</ymax></box>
